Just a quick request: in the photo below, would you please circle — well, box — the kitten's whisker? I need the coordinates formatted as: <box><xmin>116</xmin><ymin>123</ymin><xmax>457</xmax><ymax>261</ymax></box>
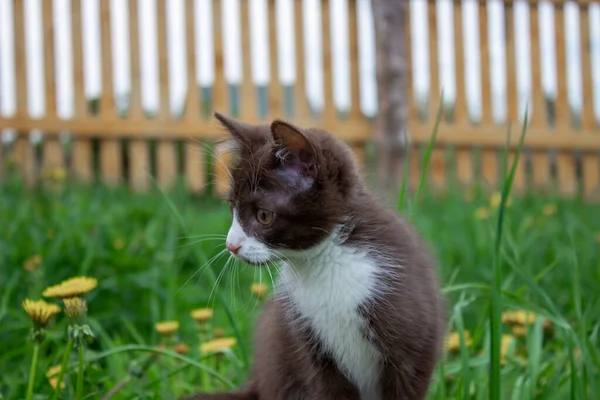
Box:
<box><xmin>208</xmin><ymin>255</ymin><xmax>233</xmax><ymax>309</ymax></box>
<box><xmin>175</xmin><ymin>237</ymin><xmax>227</xmax><ymax>249</ymax></box>
<box><xmin>176</xmin><ymin>248</ymin><xmax>228</xmax><ymax>294</ymax></box>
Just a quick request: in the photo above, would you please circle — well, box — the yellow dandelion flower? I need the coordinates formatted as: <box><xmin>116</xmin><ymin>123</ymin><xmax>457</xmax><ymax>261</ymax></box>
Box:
<box><xmin>46</xmin><ymin>365</ymin><xmax>66</xmax><ymax>390</ymax></box>
<box><xmin>191</xmin><ymin>308</ymin><xmax>213</xmax><ymax>323</ymax></box>
<box><xmin>502</xmin><ymin>310</ymin><xmax>537</xmax><ymax>326</ymax></box>
<box><xmin>251</xmin><ymin>283</ymin><xmax>268</xmax><ymax>299</ymax></box>
<box><xmin>200</xmin><ymin>337</ymin><xmax>237</xmax><ymax>354</ymax></box>
<box><xmin>155</xmin><ymin>321</ymin><xmax>179</xmax><ymax>336</ymax></box>
<box><xmin>43</xmin><ymin>276</ymin><xmax>98</xmax><ymax>299</ymax></box>
<box><xmin>213</xmin><ymin>328</ymin><xmax>226</xmax><ymax>338</ymax></box>
<box><xmin>23</xmin><ymin>255</ymin><xmax>43</xmax><ymax>272</ymax></box>
<box><xmin>475</xmin><ymin>207</ymin><xmax>490</xmax><ymax>220</ymax></box>
<box><xmin>175</xmin><ymin>342</ymin><xmax>190</xmax><ymax>355</ymax></box>
<box><xmin>500</xmin><ymin>334</ymin><xmax>515</xmax><ymax>365</ymax></box>
<box><xmin>63</xmin><ymin>297</ymin><xmax>87</xmax><ymax>320</ymax></box>
<box><xmin>113</xmin><ymin>238</ymin><xmax>125</xmax><ymax>250</ymax></box>
<box><xmin>22</xmin><ymin>299</ymin><xmax>61</xmax><ymax>327</ymax></box>
<box><xmin>445</xmin><ymin>331</ymin><xmax>472</xmax><ymax>353</ymax></box>
<box><xmin>543</xmin><ymin>203</ymin><xmax>557</xmax><ymax>217</ymax></box>
<box><xmin>512</xmin><ymin>325</ymin><xmax>527</xmax><ymax>338</ymax></box>
<box><xmin>489</xmin><ymin>192</ymin><xmax>512</xmax><ymax>209</ymax></box>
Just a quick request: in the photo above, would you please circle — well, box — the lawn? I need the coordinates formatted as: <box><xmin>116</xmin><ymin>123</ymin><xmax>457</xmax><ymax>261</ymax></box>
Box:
<box><xmin>0</xmin><ymin>167</ymin><xmax>599</xmax><ymax>399</ymax></box>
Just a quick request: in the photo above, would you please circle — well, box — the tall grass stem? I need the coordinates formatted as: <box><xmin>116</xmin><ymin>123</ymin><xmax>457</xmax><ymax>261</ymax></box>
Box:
<box><xmin>25</xmin><ymin>343</ymin><xmax>40</xmax><ymax>400</ymax></box>
<box><xmin>50</xmin><ymin>338</ymin><xmax>74</xmax><ymax>400</ymax></box>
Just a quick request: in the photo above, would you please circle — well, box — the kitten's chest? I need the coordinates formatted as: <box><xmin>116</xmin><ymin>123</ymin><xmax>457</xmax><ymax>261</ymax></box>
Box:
<box><xmin>280</xmin><ymin>244</ymin><xmax>382</xmax><ymax>399</ymax></box>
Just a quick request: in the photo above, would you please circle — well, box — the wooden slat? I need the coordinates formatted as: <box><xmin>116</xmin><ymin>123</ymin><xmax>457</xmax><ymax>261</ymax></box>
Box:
<box><xmin>99</xmin><ymin>0</ymin><xmax>120</xmax><ymax>185</ymax></box>
<box><xmin>267</xmin><ymin>0</ymin><xmax>283</xmax><ymax>119</ymax></box>
<box><xmin>554</xmin><ymin>4</ymin><xmax>576</xmax><ymax>195</ymax></box>
<box><xmin>321</xmin><ymin>0</ymin><xmax>336</xmax><ymax>122</ymax></box>
<box><xmin>14</xmin><ymin>0</ymin><xmax>27</xmax><ymax>117</ymax></box>
<box><xmin>213</xmin><ymin>0</ymin><xmax>227</xmax><ymax>113</ymax></box>
<box><xmin>294</xmin><ymin>0</ymin><xmax>308</xmax><ymax>120</ymax></box>
<box><xmin>557</xmin><ymin>151</ymin><xmax>577</xmax><ymax>195</ymax></box>
<box><xmin>184</xmin><ymin>0</ymin><xmax>200</xmax><ymax>122</ymax></box>
<box><xmin>157</xmin><ymin>0</ymin><xmax>169</xmax><ymax>119</ymax></box>
<box><xmin>185</xmin><ymin>140</ymin><xmax>206</xmax><ymax>192</ymax></box>
<box><xmin>129</xmin><ymin>139</ymin><xmax>149</xmax><ymax>191</ymax></box>
<box><xmin>15</xmin><ymin>138</ymin><xmax>37</xmax><ymax>186</ymax></box>
<box><xmin>348</xmin><ymin>2</ymin><xmax>360</xmax><ymax>118</ymax></box>
<box><xmin>155</xmin><ymin>0</ymin><xmax>177</xmax><ymax>189</ymax></box>
<box><xmin>530</xmin><ymin>3</ymin><xmax>551</xmax><ymax>189</ymax></box>
<box><xmin>508</xmin><ymin>149</ymin><xmax>527</xmax><ymax>192</ymax></box>
<box><xmin>479</xmin><ymin>3</ymin><xmax>492</xmax><ymax>126</ymax></box>
<box><xmin>127</xmin><ymin>0</ymin><xmax>148</xmax><ymax>190</ymax></box>
<box><xmin>505</xmin><ymin>4</ymin><xmax>519</xmax><ymax>125</ymax></box>
<box><xmin>479</xmin><ymin>3</ymin><xmax>496</xmax><ymax>189</ymax></box>
<box><xmin>456</xmin><ymin>145</ymin><xmax>474</xmax><ymax>187</ymax></box>
<box><xmin>70</xmin><ymin>0</ymin><xmax>92</xmax><ymax>181</ymax></box>
<box><xmin>240</xmin><ymin>0</ymin><xmax>255</xmax><ymax>119</ymax></box>
<box><xmin>100</xmin><ymin>0</ymin><xmax>114</xmax><ymax>117</ymax></box>
<box><xmin>41</xmin><ymin>2</ymin><xmax>62</xmax><ymax>174</ymax></box>
<box><xmin>504</xmin><ymin>4</ymin><xmax>526</xmax><ymax>192</ymax></box>
<box><xmin>580</xmin><ymin>3</ymin><xmax>595</xmax><ymax>130</ymax></box>
<box><xmin>157</xmin><ymin>138</ymin><xmax>177</xmax><ymax>189</ymax></box>
<box><xmin>128</xmin><ymin>0</ymin><xmax>143</xmax><ymax>119</ymax></box>
<box><xmin>554</xmin><ymin>4</ymin><xmax>569</xmax><ymax>129</ymax></box>
<box><xmin>72</xmin><ymin>0</ymin><xmax>86</xmax><ymax>118</ymax></box>
<box><xmin>452</xmin><ymin>1</ymin><xmax>467</xmax><ymax>123</ymax></box>
<box><xmin>100</xmin><ymin>139</ymin><xmax>121</xmax><ymax>186</ymax></box>
<box><xmin>582</xmin><ymin>151</ymin><xmax>599</xmax><ymax>199</ymax></box>
<box><xmin>428</xmin><ymin>1</ymin><xmax>439</xmax><ymax>117</ymax></box>
<box><xmin>182</xmin><ymin>0</ymin><xmax>203</xmax><ymax>192</ymax></box>
<box><xmin>42</xmin><ymin>0</ymin><xmax>56</xmax><ymax>117</ymax></box>
<box><xmin>43</xmin><ymin>139</ymin><xmax>64</xmax><ymax>169</ymax></box>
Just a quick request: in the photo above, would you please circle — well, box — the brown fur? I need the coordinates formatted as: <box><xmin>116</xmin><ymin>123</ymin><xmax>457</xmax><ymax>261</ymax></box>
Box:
<box><xmin>182</xmin><ymin>113</ymin><xmax>446</xmax><ymax>400</ymax></box>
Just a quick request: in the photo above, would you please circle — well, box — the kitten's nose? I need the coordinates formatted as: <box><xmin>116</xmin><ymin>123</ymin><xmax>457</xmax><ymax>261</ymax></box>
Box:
<box><xmin>227</xmin><ymin>242</ymin><xmax>241</xmax><ymax>255</ymax></box>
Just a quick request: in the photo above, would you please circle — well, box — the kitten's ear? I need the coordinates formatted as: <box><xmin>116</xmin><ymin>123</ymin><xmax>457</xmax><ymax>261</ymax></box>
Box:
<box><xmin>271</xmin><ymin>120</ymin><xmax>317</xmax><ymax>182</ymax></box>
<box><xmin>214</xmin><ymin>112</ymin><xmax>268</xmax><ymax>149</ymax></box>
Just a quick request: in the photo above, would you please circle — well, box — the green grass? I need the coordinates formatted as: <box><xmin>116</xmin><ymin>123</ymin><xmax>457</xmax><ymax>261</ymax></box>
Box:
<box><xmin>1</xmin><ymin>161</ymin><xmax>599</xmax><ymax>399</ymax></box>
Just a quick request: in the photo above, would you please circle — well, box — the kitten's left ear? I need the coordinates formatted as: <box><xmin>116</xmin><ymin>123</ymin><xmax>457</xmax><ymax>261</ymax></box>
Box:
<box><xmin>271</xmin><ymin>120</ymin><xmax>317</xmax><ymax>180</ymax></box>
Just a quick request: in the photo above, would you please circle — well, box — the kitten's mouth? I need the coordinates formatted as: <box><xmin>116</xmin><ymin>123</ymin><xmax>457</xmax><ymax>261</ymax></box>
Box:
<box><xmin>230</xmin><ymin>254</ymin><xmax>268</xmax><ymax>267</ymax></box>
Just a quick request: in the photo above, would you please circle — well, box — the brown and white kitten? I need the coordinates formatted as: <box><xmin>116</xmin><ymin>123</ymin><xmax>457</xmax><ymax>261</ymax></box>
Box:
<box><xmin>184</xmin><ymin>113</ymin><xmax>446</xmax><ymax>400</ymax></box>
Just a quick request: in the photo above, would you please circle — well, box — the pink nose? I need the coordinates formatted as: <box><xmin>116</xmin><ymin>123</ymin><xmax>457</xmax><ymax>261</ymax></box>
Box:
<box><xmin>227</xmin><ymin>243</ymin><xmax>241</xmax><ymax>254</ymax></box>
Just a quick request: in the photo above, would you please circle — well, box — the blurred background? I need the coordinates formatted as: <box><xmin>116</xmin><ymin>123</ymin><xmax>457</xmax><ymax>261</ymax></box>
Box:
<box><xmin>1</xmin><ymin>1</ymin><xmax>599</xmax><ymax>399</ymax></box>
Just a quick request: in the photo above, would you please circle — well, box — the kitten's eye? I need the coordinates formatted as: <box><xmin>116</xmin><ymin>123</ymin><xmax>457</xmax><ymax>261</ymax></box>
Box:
<box><xmin>256</xmin><ymin>208</ymin><xmax>275</xmax><ymax>226</ymax></box>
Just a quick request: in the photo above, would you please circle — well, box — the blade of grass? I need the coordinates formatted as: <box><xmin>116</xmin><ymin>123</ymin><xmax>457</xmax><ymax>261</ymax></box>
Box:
<box><xmin>454</xmin><ymin>300</ymin><xmax>471</xmax><ymax>400</ymax></box>
<box><xmin>415</xmin><ymin>91</ymin><xmax>444</xmax><ymax>203</ymax></box>
<box><xmin>397</xmin><ymin>133</ymin><xmax>411</xmax><ymax>211</ymax></box>
<box><xmin>490</xmin><ymin>109</ymin><xmax>528</xmax><ymax>400</ymax></box>
<box><xmin>527</xmin><ymin>318</ymin><xmax>544</xmax><ymax>399</ymax></box>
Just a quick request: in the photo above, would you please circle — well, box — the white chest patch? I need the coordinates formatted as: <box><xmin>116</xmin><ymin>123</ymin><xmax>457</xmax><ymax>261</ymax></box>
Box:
<box><xmin>279</xmin><ymin>241</ymin><xmax>382</xmax><ymax>400</ymax></box>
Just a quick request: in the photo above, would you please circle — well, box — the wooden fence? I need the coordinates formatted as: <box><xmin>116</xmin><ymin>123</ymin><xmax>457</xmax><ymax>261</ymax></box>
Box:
<box><xmin>0</xmin><ymin>0</ymin><xmax>599</xmax><ymax>198</ymax></box>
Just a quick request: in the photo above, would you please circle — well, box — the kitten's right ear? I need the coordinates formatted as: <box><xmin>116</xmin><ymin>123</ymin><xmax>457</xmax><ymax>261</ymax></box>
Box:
<box><xmin>214</xmin><ymin>112</ymin><xmax>268</xmax><ymax>150</ymax></box>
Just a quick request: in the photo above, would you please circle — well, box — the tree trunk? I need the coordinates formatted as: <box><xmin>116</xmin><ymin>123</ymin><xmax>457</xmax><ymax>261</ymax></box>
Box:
<box><xmin>371</xmin><ymin>0</ymin><xmax>409</xmax><ymax>202</ymax></box>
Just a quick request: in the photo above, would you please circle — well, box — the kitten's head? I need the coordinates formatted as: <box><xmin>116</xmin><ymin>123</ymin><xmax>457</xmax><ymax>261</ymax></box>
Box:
<box><xmin>215</xmin><ymin>112</ymin><xmax>363</xmax><ymax>265</ymax></box>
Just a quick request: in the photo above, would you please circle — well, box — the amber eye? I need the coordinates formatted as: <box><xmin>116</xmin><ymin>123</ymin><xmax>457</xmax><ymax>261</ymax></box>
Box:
<box><xmin>256</xmin><ymin>208</ymin><xmax>275</xmax><ymax>226</ymax></box>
